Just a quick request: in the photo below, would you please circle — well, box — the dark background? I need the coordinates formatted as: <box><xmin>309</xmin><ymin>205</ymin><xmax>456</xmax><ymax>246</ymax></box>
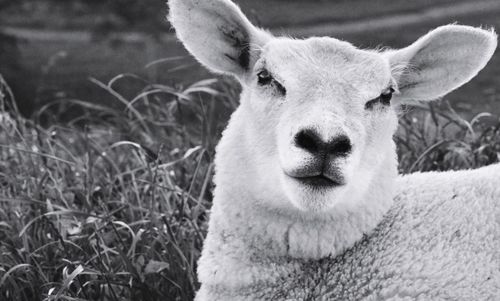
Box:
<box><xmin>0</xmin><ymin>0</ymin><xmax>499</xmax><ymax>117</ymax></box>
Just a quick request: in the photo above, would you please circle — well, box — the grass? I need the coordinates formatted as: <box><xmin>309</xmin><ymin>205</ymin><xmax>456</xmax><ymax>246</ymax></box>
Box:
<box><xmin>0</xmin><ymin>73</ymin><xmax>236</xmax><ymax>300</ymax></box>
<box><xmin>0</xmin><ymin>65</ymin><xmax>499</xmax><ymax>301</ymax></box>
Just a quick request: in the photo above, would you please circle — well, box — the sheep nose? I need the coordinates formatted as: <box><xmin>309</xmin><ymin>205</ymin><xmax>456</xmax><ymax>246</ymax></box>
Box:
<box><xmin>294</xmin><ymin>129</ymin><xmax>352</xmax><ymax>156</ymax></box>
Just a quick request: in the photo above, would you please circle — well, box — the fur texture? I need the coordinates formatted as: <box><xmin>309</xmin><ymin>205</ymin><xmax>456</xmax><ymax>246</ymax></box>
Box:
<box><xmin>197</xmin><ymin>164</ymin><xmax>500</xmax><ymax>300</ymax></box>
<box><xmin>167</xmin><ymin>0</ymin><xmax>499</xmax><ymax>299</ymax></box>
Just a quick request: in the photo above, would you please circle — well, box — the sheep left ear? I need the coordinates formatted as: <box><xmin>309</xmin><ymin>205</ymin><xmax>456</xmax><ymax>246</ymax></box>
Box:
<box><xmin>168</xmin><ymin>0</ymin><xmax>272</xmax><ymax>80</ymax></box>
<box><xmin>386</xmin><ymin>25</ymin><xmax>497</xmax><ymax>103</ymax></box>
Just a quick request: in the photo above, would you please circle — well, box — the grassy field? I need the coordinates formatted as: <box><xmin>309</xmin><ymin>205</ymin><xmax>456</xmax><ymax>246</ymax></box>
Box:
<box><xmin>1</xmin><ymin>1</ymin><xmax>500</xmax><ymax>300</ymax></box>
<box><xmin>0</xmin><ymin>75</ymin><xmax>236</xmax><ymax>300</ymax></box>
<box><xmin>1</xmin><ymin>67</ymin><xmax>500</xmax><ymax>300</ymax></box>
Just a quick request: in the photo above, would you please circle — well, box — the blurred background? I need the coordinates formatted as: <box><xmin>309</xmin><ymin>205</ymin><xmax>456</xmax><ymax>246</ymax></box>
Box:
<box><xmin>1</xmin><ymin>1</ymin><xmax>500</xmax><ymax>300</ymax></box>
<box><xmin>0</xmin><ymin>0</ymin><xmax>499</xmax><ymax>117</ymax></box>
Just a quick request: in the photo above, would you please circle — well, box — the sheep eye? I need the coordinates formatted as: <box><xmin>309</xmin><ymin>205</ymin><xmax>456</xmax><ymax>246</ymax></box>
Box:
<box><xmin>257</xmin><ymin>69</ymin><xmax>286</xmax><ymax>96</ymax></box>
<box><xmin>257</xmin><ymin>70</ymin><xmax>273</xmax><ymax>86</ymax></box>
<box><xmin>365</xmin><ymin>87</ymin><xmax>395</xmax><ymax>110</ymax></box>
<box><xmin>379</xmin><ymin>87</ymin><xmax>395</xmax><ymax>105</ymax></box>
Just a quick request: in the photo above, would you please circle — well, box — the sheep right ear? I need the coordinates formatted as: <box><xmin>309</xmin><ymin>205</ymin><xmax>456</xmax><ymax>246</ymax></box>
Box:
<box><xmin>168</xmin><ymin>0</ymin><xmax>272</xmax><ymax>80</ymax></box>
<box><xmin>386</xmin><ymin>25</ymin><xmax>497</xmax><ymax>103</ymax></box>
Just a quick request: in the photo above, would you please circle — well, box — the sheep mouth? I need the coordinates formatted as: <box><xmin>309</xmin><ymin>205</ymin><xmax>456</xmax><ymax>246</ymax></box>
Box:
<box><xmin>289</xmin><ymin>174</ymin><xmax>344</xmax><ymax>188</ymax></box>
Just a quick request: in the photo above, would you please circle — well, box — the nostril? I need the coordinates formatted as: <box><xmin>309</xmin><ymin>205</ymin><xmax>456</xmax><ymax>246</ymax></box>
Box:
<box><xmin>294</xmin><ymin>129</ymin><xmax>321</xmax><ymax>153</ymax></box>
<box><xmin>328</xmin><ymin>135</ymin><xmax>352</xmax><ymax>155</ymax></box>
<box><xmin>295</xmin><ymin>130</ymin><xmax>352</xmax><ymax>156</ymax></box>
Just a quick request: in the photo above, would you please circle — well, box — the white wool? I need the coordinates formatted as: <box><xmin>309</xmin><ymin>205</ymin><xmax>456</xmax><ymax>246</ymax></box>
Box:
<box><xmin>196</xmin><ymin>164</ymin><xmax>500</xmax><ymax>300</ymax></box>
<box><xmin>167</xmin><ymin>0</ymin><xmax>499</xmax><ymax>300</ymax></box>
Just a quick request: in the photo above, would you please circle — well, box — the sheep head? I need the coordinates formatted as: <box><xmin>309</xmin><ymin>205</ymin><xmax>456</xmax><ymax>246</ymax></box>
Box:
<box><xmin>168</xmin><ymin>0</ymin><xmax>497</xmax><ymax>213</ymax></box>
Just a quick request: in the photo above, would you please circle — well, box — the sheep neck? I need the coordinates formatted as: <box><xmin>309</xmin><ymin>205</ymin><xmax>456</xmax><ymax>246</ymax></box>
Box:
<box><xmin>208</xmin><ymin>105</ymin><xmax>397</xmax><ymax>260</ymax></box>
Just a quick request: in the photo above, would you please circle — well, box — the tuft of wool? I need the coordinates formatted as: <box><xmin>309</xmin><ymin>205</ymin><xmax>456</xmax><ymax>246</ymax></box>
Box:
<box><xmin>196</xmin><ymin>163</ymin><xmax>500</xmax><ymax>300</ymax></box>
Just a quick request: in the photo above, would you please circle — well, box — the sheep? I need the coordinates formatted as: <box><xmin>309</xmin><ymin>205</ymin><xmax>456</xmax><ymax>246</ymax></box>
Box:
<box><xmin>168</xmin><ymin>0</ymin><xmax>500</xmax><ymax>300</ymax></box>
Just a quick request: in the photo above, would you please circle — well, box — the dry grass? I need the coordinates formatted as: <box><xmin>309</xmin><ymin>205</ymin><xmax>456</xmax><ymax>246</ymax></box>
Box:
<box><xmin>0</xmin><ymin>70</ymin><xmax>499</xmax><ymax>301</ymax></box>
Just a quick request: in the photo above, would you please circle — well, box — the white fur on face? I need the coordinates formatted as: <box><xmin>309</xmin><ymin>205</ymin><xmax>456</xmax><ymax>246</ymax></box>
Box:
<box><xmin>169</xmin><ymin>0</ymin><xmax>497</xmax><ymax>215</ymax></box>
<box><xmin>241</xmin><ymin>37</ymin><xmax>398</xmax><ymax>212</ymax></box>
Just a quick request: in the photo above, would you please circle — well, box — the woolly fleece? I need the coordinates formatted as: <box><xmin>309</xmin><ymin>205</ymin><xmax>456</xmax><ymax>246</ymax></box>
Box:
<box><xmin>196</xmin><ymin>164</ymin><xmax>500</xmax><ymax>300</ymax></box>
<box><xmin>166</xmin><ymin>0</ymin><xmax>500</xmax><ymax>299</ymax></box>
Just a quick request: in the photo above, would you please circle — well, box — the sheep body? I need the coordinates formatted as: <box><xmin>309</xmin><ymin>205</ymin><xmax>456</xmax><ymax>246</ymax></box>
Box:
<box><xmin>196</xmin><ymin>163</ymin><xmax>500</xmax><ymax>300</ymax></box>
<box><xmin>166</xmin><ymin>1</ymin><xmax>500</xmax><ymax>299</ymax></box>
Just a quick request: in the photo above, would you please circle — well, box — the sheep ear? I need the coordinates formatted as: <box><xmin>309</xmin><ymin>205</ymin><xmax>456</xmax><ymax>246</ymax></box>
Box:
<box><xmin>386</xmin><ymin>25</ymin><xmax>497</xmax><ymax>103</ymax></box>
<box><xmin>168</xmin><ymin>0</ymin><xmax>272</xmax><ymax>79</ymax></box>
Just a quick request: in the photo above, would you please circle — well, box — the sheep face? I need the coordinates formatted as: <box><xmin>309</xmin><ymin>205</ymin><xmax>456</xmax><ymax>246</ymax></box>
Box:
<box><xmin>245</xmin><ymin>37</ymin><xmax>399</xmax><ymax>211</ymax></box>
<box><xmin>169</xmin><ymin>0</ymin><xmax>497</xmax><ymax>213</ymax></box>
